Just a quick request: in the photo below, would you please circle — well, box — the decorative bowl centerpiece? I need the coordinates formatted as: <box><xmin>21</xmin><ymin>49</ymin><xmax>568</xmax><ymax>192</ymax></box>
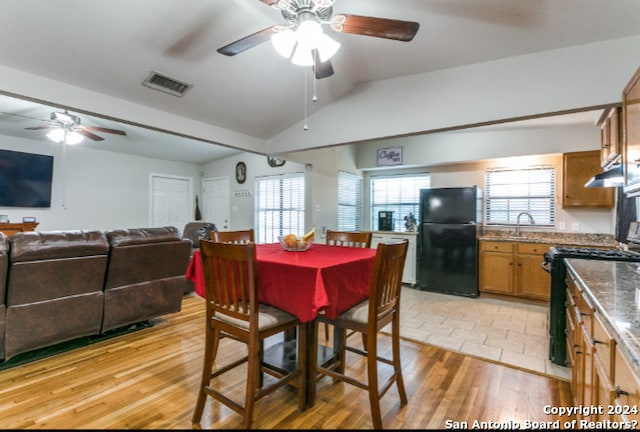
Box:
<box><xmin>278</xmin><ymin>233</ymin><xmax>314</xmax><ymax>252</ymax></box>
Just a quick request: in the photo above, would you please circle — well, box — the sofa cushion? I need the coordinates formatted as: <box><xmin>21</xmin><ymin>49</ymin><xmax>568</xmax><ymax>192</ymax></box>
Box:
<box><xmin>10</xmin><ymin>230</ymin><xmax>109</xmax><ymax>262</ymax></box>
<box><xmin>107</xmin><ymin>226</ymin><xmax>181</xmax><ymax>247</ymax></box>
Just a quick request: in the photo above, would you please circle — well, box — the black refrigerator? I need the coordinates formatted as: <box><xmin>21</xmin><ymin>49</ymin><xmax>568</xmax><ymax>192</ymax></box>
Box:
<box><xmin>416</xmin><ymin>186</ymin><xmax>481</xmax><ymax>297</ymax></box>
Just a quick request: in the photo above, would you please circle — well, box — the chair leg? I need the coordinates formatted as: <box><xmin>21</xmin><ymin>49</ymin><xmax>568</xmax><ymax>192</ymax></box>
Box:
<box><xmin>192</xmin><ymin>328</ymin><xmax>216</xmax><ymax>426</ymax></box>
<box><xmin>243</xmin><ymin>336</ymin><xmax>261</xmax><ymax>429</ymax></box>
<box><xmin>211</xmin><ymin>328</ymin><xmax>221</xmax><ymax>361</ymax></box>
<box><xmin>323</xmin><ymin>323</ymin><xmax>330</xmax><ymax>344</ymax></box>
<box><xmin>392</xmin><ymin>318</ymin><xmax>408</xmax><ymax>404</ymax></box>
<box><xmin>335</xmin><ymin>326</ymin><xmax>347</xmax><ymax>375</ymax></box>
<box><xmin>366</xmin><ymin>330</ymin><xmax>383</xmax><ymax>430</ymax></box>
<box><xmin>307</xmin><ymin>320</ymin><xmax>319</xmax><ymax>407</ymax></box>
<box><xmin>297</xmin><ymin>323</ymin><xmax>308</xmax><ymax>412</ymax></box>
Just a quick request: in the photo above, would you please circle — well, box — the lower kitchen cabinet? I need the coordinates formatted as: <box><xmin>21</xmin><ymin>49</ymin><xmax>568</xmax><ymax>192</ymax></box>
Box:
<box><xmin>566</xmin><ymin>264</ymin><xmax>640</xmax><ymax>425</ymax></box>
<box><xmin>479</xmin><ymin>240</ymin><xmax>551</xmax><ymax>301</ymax></box>
<box><xmin>370</xmin><ymin>231</ymin><xmax>417</xmax><ymax>286</ymax></box>
<box><xmin>479</xmin><ymin>241</ymin><xmax>514</xmax><ymax>295</ymax></box>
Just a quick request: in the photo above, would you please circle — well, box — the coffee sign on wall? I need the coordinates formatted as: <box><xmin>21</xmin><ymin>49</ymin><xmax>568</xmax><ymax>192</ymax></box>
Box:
<box><xmin>377</xmin><ymin>146</ymin><xmax>403</xmax><ymax>166</ymax></box>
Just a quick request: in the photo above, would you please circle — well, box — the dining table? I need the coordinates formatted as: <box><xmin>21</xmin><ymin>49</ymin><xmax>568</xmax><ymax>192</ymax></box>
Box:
<box><xmin>184</xmin><ymin>241</ymin><xmax>377</xmax><ymax>406</ymax></box>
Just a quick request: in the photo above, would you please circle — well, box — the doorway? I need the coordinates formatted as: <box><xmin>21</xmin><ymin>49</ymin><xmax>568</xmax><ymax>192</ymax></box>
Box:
<box><xmin>203</xmin><ymin>177</ymin><xmax>230</xmax><ymax>230</ymax></box>
<box><xmin>150</xmin><ymin>173</ymin><xmax>192</xmax><ymax>229</ymax></box>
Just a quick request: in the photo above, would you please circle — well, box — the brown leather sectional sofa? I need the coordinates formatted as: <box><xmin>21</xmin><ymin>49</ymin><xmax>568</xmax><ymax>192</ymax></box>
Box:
<box><xmin>0</xmin><ymin>226</ymin><xmax>191</xmax><ymax>362</ymax></box>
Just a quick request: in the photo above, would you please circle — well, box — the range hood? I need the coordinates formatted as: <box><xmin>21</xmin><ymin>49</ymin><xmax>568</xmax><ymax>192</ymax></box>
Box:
<box><xmin>584</xmin><ymin>163</ymin><xmax>623</xmax><ymax>188</ymax></box>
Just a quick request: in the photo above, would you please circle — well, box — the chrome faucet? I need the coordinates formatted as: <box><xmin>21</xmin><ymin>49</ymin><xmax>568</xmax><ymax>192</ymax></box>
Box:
<box><xmin>515</xmin><ymin>212</ymin><xmax>535</xmax><ymax>237</ymax></box>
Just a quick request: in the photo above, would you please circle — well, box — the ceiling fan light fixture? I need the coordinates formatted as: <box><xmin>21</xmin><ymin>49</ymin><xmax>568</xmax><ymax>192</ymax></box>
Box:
<box><xmin>47</xmin><ymin>128</ymin><xmax>84</xmax><ymax>145</ymax></box>
<box><xmin>271</xmin><ymin>29</ymin><xmax>297</xmax><ymax>58</ymax></box>
<box><xmin>316</xmin><ymin>33</ymin><xmax>340</xmax><ymax>62</ymax></box>
<box><xmin>291</xmin><ymin>43</ymin><xmax>315</xmax><ymax>66</ymax></box>
<box><xmin>296</xmin><ymin>19</ymin><xmax>323</xmax><ymax>46</ymax></box>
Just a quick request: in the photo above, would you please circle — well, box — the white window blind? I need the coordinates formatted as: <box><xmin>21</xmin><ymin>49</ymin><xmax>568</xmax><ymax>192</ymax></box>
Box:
<box><xmin>370</xmin><ymin>174</ymin><xmax>430</xmax><ymax>231</ymax></box>
<box><xmin>337</xmin><ymin>171</ymin><xmax>362</xmax><ymax>231</ymax></box>
<box><xmin>255</xmin><ymin>173</ymin><xmax>305</xmax><ymax>243</ymax></box>
<box><xmin>484</xmin><ymin>167</ymin><xmax>555</xmax><ymax>226</ymax></box>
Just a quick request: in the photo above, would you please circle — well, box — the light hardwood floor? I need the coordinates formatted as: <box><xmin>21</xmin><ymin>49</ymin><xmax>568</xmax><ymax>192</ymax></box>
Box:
<box><xmin>0</xmin><ymin>293</ymin><xmax>573</xmax><ymax>429</ymax></box>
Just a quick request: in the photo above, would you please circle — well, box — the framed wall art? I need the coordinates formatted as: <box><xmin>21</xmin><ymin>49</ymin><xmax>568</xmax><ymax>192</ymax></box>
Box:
<box><xmin>376</xmin><ymin>146</ymin><xmax>403</xmax><ymax>166</ymax></box>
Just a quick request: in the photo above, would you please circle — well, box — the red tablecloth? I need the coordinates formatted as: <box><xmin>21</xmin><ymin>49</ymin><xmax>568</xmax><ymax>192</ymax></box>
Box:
<box><xmin>185</xmin><ymin>243</ymin><xmax>377</xmax><ymax>323</ymax></box>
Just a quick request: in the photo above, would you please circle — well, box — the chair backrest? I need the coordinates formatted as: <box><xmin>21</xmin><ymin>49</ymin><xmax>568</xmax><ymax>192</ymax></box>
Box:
<box><xmin>325</xmin><ymin>230</ymin><xmax>372</xmax><ymax>248</ymax></box>
<box><xmin>211</xmin><ymin>229</ymin><xmax>255</xmax><ymax>244</ymax></box>
<box><xmin>199</xmin><ymin>239</ymin><xmax>258</xmax><ymax>326</ymax></box>
<box><xmin>368</xmin><ymin>239</ymin><xmax>409</xmax><ymax>324</ymax></box>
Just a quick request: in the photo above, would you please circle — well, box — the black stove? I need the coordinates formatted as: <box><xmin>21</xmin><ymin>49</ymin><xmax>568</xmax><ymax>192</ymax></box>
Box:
<box><xmin>546</xmin><ymin>246</ymin><xmax>640</xmax><ymax>261</ymax></box>
<box><xmin>544</xmin><ymin>239</ymin><xmax>640</xmax><ymax>366</ymax></box>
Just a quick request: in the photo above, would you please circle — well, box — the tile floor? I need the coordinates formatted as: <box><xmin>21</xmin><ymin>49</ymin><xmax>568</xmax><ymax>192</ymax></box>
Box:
<box><xmin>385</xmin><ymin>286</ymin><xmax>571</xmax><ymax>381</ymax></box>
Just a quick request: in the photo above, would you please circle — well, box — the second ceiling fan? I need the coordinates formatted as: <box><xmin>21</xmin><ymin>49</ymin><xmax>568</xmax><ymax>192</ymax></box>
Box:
<box><xmin>218</xmin><ymin>0</ymin><xmax>420</xmax><ymax>79</ymax></box>
<box><xmin>25</xmin><ymin>110</ymin><xmax>126</xmax><ymax>144</ymax></box>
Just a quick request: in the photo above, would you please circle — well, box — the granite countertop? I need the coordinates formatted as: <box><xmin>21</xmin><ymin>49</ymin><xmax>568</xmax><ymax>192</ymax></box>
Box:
<box><xmin>564</xmin><ymin>259</ymin><xmax>640</xmax><ymax>378</ymax></box>
<box><xmin>479</xmin><ymin>230</ymin><xmax>618</xmax><ymax>248</ymax></box>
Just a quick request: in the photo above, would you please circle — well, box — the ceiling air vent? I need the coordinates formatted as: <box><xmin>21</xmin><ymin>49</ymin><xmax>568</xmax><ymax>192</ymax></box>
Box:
<box><xmin>142</xmin><ymin>71</ymin><xmax>192</xmax><ymax>97</ymax></box>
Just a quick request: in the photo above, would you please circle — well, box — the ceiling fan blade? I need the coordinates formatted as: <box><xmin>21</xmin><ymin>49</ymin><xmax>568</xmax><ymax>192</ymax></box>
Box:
<box><xmin>76</xmin><ymin>129</ymin><xmax>105</xmax><ymax>141</ymax></box>
<box><xmin>84</xmin><ymin>126</ymin><xmax>127</xmax><ymax>136</ymax></box>
<box><xmin>217</xmin><ymin>26</ymin><xmax>276</xmax><ymax>56</ymax></box>
<box><xmin>258</xmin><ymin>0</ymin><xmax>278</xmax><ymax>6</ymax></box>
<box><xmin>312</xmin><ymin>50</ymin><xmax>334</xmax><ymax>79</ymax></box>
<box><xmin>333</xmin><ymin>14</ymin><xmax>420</xmax><ymax>42</ymax></box>
<box><xmin>25</xmin><ymin>125</ymin><xmax>54</xmax><ymax>130</ymax></box>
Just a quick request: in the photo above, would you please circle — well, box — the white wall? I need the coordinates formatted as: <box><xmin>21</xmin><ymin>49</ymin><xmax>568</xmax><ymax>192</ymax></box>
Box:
<box><xmin>0</xmin><ymin>114</ymin><xmax>615</xmax><ymax>236</ymax></box>
<box><xmin>356</xmin><ymin>122</ymin><xmax>614</xmax><ymax>234</ymax></box>
<box><xmin>267</xmin><ymin>36</ymin><xmax>640</xmax><ymax>153</ymax></box>
<box><xmin>202</xmin><ymin>145</ymin><xmax>362</xmax><ymax>239</ymax></box>
<box><xmin>202</xmin><ymin>152</ymin><xmax>307</xmax><ymax>231</ymax></box>
<box><xmin>356</xmin><ymin>123</ymin><xmax>601</xmax><ymax>169</ymax></box>
<box><xmin>1</xmin><ymin>37</ymin><xmax>639</xmax><ymax>156</ymax></box>
<box><xmin>0</xmin><ymin>136</ymin><xmax>201</xmax><ymax>231</ymax></box>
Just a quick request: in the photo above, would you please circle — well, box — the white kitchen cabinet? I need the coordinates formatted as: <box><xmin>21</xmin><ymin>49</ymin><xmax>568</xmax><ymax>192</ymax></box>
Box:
<box><xmin>369</xmin><ymin>231</ymin><xmax>417</xmax><ymax>286</ymax></box>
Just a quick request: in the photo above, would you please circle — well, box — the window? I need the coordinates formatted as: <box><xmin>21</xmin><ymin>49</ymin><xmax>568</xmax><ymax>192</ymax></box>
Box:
<box><xmin>484</xmin><ymin>167</ymin><xmax>555</xmax><ymax>226</ymax></box>
<box><xmin>370</xmin><ymin>174</ymin><xmax>430</xmax><ymax>231</ymax></box>
<box><xmin>255</xmin><ymin>173</ymin><xmax>305</xmax><ymax>243</ymax></box>
<box><xmin>337</xmin><ymin>171</ymin><xmax>362</xmax><ymax>231</ymax></box>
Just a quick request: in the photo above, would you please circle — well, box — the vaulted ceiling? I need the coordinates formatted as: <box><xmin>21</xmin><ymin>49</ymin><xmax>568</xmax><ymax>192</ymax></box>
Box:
<box><xmin>0</xmin><ymin>0</ymin><xmax>639</xmax><ymax>164</ymax></box>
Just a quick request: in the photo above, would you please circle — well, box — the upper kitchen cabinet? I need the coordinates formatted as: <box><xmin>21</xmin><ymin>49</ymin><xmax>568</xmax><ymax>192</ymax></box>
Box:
<box><xmin>598</xmin><ymin>106</ymin><xmax>622</xmax><ymax>168</ymax></box>
<box><xmin>623</xmin><ymin>66</ymin><xmax>640</xmax><ymax>196</ymax></box>
<box><xmin>562</xmin><ymin>150</ymin><xmax>614</xmax><ymax>208</ymax></box>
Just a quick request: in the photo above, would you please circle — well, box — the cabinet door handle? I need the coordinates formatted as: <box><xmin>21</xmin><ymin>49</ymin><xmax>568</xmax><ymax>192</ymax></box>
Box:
<box><xmin>592</xmin><ymin>338</ymin><xmax>607</xmax><ymax>345</ymax></box>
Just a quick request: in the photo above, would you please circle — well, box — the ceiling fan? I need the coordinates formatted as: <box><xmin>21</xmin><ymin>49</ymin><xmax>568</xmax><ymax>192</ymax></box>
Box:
<box><xmin>24</xmin><ymin>110</ymin><xmax>127</xmax><ymax>143</ymax></box>
<box><xmin>218</xmin><ymin>0</ymin><xmax>420</xmax><ymax>79</ymax></box>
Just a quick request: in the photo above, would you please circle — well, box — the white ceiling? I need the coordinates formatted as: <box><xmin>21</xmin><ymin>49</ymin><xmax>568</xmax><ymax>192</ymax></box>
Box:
<box><xmin>0</xmin><ymin>0</ymin><xmax>639</xmax><ymax>164</ymax></box>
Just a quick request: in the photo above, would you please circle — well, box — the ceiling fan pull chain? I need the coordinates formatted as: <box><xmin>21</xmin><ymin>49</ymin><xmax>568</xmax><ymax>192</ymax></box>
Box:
<box><xmin>303</xmin><ymin>66</ymin><xmax>309</xmax><ymax>131</ymax></box>
<box><xmin>312</xmin><ymin>50</ymin><xmax>318</xmax><ymax>103</ymax></box>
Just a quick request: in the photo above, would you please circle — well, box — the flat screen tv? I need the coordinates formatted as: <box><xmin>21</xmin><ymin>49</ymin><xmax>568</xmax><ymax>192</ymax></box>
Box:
<box><xmin>0</xmin><ymin>149</ymin><xmax>54</xmax><ymax>208</ymax></box>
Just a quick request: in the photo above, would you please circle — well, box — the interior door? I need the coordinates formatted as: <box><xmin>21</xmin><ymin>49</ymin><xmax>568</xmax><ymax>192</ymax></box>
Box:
<box><xmin>150</xmin><ymin>174</ymin><xmax>192</xmax><ymax>229</ymax></box>
<box><xmin>203</xmin><ymin>177</ymin><xmax>230</xmax><ymax>230</ymax></box>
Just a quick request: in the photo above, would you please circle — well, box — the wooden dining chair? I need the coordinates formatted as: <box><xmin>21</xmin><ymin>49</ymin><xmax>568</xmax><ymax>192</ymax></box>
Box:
<box><xmin>323</xmin><ymin>230</ymin><xmax>373</xmax><ymax>344</ymax></box>
<box><xmin>325</xmin><ymin>229</ymin><xmax>372</xmax><ymax>248</ymax></box>
<box><xmin>192</xmin><ymin>240</ymin><xmax>306</xmax><ymax>429</ymax></box>
<box><xmin>308</xmin><ymin>239</ymin><xmax>409</xmax><ymax>430</ymax></box>
<box><xmin>210</xmin><ymin>228</ymin><xmax>255</xmax><ymax>244</ymax></box>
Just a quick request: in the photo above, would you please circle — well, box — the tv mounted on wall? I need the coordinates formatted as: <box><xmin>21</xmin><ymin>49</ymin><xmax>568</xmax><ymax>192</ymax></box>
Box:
<box><xmin>0</xmin><ymin>149</ymin><xmax>54</xmax><ymax>208</ymax></box>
